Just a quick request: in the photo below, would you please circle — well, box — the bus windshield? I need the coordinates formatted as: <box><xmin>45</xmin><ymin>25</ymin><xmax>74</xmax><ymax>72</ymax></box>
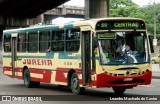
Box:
<box><xmin>97</xmin><ymin>31</ymin><xmax>149</xmax><ymax>65</ymax></box>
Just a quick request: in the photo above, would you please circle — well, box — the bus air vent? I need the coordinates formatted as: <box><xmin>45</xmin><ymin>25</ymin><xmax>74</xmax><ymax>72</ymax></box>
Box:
<box><xmin>116</xmin><ymin>67</ymin><xmax>139</xmax><ymax>70</ymax></box>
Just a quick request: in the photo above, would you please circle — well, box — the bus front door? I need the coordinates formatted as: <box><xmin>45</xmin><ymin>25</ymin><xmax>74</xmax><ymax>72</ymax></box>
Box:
<box><xmin>81</xmin><ymin>31</ymin><xmax>91</xmax><ymax>86</ymax></box>
<box><xmin>11</xmin><ymin>33</ymin><xmax>18</xmax><ymax>78</ymax></box>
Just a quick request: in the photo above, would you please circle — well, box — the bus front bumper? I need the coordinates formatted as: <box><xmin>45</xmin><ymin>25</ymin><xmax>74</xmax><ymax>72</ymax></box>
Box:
<box><xmin>96</xmin><ymin>71</ymin><xmax>152</xmax><ymax>88</ymax></box>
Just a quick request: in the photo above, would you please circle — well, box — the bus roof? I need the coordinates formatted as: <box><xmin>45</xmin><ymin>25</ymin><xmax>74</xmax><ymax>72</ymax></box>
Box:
<box><xmin>3</xmin><ymin>17</ymin><xmax>145</xmax><ymax>34</ymax></box>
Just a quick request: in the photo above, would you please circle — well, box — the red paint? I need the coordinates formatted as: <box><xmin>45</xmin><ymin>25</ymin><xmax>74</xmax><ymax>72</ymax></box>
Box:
<box><xmin>38</xmin><ymin>69</ymin><xmax>51</xmax><ymax>83</ymax></box>
<box><xmin>55</xmin><ymin>68</ymin><xmax>69</xmax><ymax>83</ymax></box>
<box><xmin>3</xmin><ymin>66</ymin><xmax>12</xmax><ymax>71</ymax></box>
<box><xmin>14</xmin><ymin>68</ymin><xmax>22</xmax><ymax>72</ymax></box>
<box><xmin>30</xmin><ymin>77</ymin><xmax>40</xmax><ymax>82</ymax></box>
<box><xmin>91</xmin><ymin>80</ymin><xmax>97</xmax><ymax>86</ymax></box>
<box><xmin>96</xmin><ymin>71</ymin><xmax>152</xmax><ymax>88</ymax></box>
<box><xmin>29</xmin><ymin>68</ymin><xmax>38</xmax><ymax>73</ymax></box>
<box><xmin>16</xmin><ymin>76</ymin><xmax>23</xmax><ymax>79</ymax></box>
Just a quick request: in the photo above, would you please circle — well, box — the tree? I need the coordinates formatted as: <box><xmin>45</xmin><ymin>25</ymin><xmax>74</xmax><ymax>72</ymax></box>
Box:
<box><xmin>110</xmin><ymin>0</ymin><xmax>139</xmax><ymax>17</ymax></box>
<box><xmin>110</xmin><ymin>0</ymin><xmax>160</xmax><ymax>41</ymax></box>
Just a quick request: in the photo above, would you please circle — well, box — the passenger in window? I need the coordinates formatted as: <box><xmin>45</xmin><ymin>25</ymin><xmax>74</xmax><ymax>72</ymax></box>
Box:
<box><xmin>46</xmin><ymin>47</ymin><xmax>51</xmax><ymax>52</ymax></box>
<box><xmin>53</xmin><ymin>44</ymin><xmax>58</xmax><ymax>51</ymax></box>
<box><xmin>5</xmin><ymin>42</ymin><xmax>11</xmax><ymax>52</ymax></box>
<box><xmin>58</xmin><ymin>42</ymin><xmax>63</xmax><ymax>51</ymax></box>
<box><xmin>23</xmin><ymin>47</ymin><xmax>26</xmax><ymax>52</ymax></box>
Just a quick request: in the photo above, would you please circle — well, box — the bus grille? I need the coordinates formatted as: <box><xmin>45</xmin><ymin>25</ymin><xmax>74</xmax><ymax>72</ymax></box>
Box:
<box><xmin>108</xmin><ymin>79</ymin><xmax>145</xmax><ymax>84</ymax></box>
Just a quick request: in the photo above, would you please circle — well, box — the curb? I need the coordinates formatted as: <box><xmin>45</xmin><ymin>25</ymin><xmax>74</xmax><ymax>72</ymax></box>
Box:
<box><xmin>152</xmin><ymin>76</ymin><xmax>160</xmax><ymax>79</ymax></box>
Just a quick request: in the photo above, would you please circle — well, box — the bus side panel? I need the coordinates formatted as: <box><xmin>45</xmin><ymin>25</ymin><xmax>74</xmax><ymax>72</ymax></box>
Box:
<box><xmin>38</xmin><ymin>69</ymin><xmax>52</xmax><ymax>83</ymax></box>
<box><xmin>3</xmin><ymin>65</ymin><xmax>53</xmax><ymax>84</ymax></box>
<box><xmin>54</xmin><ymin>68</ymin><xmax>97</xmax><ymax>87</ymax></box>
<box><xmin>55</xmin><ymin>68</ymin><xmax>69</xmax><ymax>83</ymax></box>
<box><xmin>28</xmin><ymin>68</ymin><xmax>52</xmax><ymax>83</ymax></box>
<box><xmin>3</xmin><ymin>65</ymin><xmax>98</xmax><ymax>87</ymax></box>
<box><xmin>54</xmin><ymin>68</ymin><xmax>81</xmax><ymax>85</ymax></box>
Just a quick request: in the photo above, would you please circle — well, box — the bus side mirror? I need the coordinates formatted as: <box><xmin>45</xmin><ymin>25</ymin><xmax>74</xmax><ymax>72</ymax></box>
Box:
<box><xmin>92</xmin><ymin>37</ymin><xmax>98</xmax><ymax>48</ymax></box>
<box><xmin>149</xmin><ymin>35</ymin><xmax>154</xmax><ymax>53</ymax></box>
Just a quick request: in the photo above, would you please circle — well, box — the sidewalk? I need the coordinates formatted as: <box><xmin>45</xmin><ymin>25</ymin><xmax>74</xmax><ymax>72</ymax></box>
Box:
<box><xmin>152</xmin><ymin>72</ymin><xmax>160</xmax><ymax>79</ymax></box>
<box><xmin>152</xmin><ymin>64</ymin><xmax>160</xmax><ymax>79</ymax></box>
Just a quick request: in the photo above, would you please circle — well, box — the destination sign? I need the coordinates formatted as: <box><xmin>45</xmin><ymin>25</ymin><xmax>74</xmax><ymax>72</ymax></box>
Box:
<box><xmin>96</xmin><ymin>20</ymin><xmax>145</xmax><ymax>30</ymax></box>
<box><xmin>114</xmin><ymin>22</ymin><xmax>138</xmax><ymax>28</ymax></box>
<box><xmin>97</xmin><ymin>32</ymin><xmax>116</xmax><ymax>39</ymax></box>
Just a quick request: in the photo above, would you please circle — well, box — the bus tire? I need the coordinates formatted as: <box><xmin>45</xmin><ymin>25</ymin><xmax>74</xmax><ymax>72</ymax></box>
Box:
<box><xmin>112</xmin><ymin>87</ymin><xmax>126</xmax><ymax>95</ymax></box>
<box><xmin>23</xmin><ymin>69</ymin><xmax>40</xmax><ymax>88</ymax></box>
<box><xmin>70</xmin><ymin>72</ymin><xmax>85</xmax><ymax>95</ymax></box>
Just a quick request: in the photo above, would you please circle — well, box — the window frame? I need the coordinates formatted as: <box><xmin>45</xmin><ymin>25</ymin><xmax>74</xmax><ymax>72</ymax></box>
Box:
<box><xmin>65</xmin><ymin>28</ymin><xmax>80</xmax><ymax>52</ymax></box>
<box><xmin>51</xmin><ymin>29</ymin><xmax>65</xmax><ymax>52</ymax></box>
<box><xmin>27</xmin><ymin>31</ymin><xmax>38</xmax><ymax>53</ymax></box>
<box><xmin>3</xmin><ymin>34</ymin><xmax>11</xmax><ymax>53</ymax></box>
<box><xmin>17</xmin><ymin>33</ymin><xmax>27</xmax><ymax>53</ymax></box>
<box><xmin>39</xmin><ymin>30</ymin><xmax>51</xmax><ymax>53</ymax></box>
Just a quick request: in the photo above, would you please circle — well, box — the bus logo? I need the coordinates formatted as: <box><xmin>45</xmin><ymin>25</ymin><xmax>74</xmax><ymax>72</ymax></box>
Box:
<box><xmin>124</xmin><ymin>78</ymin><xmax>133</xmax><ymax>82</ymax></box>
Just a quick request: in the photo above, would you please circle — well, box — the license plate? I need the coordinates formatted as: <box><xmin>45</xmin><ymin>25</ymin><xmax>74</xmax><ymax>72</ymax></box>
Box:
<box><xmin>124</xmin><ymin>78</ymin><xmax>133</xmax><ymax>81</ymax></box>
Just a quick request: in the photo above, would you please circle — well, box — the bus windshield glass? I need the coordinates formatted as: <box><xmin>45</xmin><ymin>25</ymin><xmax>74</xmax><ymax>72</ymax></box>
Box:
<box><xmin>97</xmin><ymin>31</ymin><xmax>149</xmax><ymax>65</ymax></box>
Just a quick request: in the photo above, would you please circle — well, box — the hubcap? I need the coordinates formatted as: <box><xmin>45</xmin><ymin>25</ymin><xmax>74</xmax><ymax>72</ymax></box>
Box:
<box><xmin>24</xmin><ymin>73</ymin><xmax>29</xmax><ymax>85</ymax></box>
<box><xmin>72</xmin><ymin>78</ymin><xmax>78</xmax><ymax>91</ymax></box>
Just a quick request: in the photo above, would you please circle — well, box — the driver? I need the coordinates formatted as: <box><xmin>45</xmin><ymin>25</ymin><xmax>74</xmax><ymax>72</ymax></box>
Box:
<box><xmin>116</xmin><ymin>40</ymin><xmax>130</xmax><ymax>56</ymax></box>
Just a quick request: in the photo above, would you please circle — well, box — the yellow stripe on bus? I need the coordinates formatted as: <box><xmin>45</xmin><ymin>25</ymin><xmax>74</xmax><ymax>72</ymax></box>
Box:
<box><xmin>30</xmin><ymin>73</ymin><xmax>43</xmax><ymax>79</ymax></box>
<box><xmin>4</xmin><ymin>71</ymin><xmax>12</xmax><ymax>75</ymax></box>
<box><xmin>17</xmin><ymin>72</ymin><xmax>22</xmax><ymax>76</ymax></box>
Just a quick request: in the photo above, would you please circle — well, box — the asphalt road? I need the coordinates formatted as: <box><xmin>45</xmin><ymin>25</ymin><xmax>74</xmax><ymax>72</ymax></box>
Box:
<box><xmin>0</xmin><ymin>65</ymin><xmax>160</xmax><ymax>104</ymax></box>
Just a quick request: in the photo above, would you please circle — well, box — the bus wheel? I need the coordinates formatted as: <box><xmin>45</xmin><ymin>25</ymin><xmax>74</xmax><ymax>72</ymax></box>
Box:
<box><xmin>70</xmin><ymin>72</ymin><xmax>85</xmax><ymax>95</ymax></box>
<box><xmin>23</xmin><ymin>69</ymin><xmax>40</xmax><ymax>88</ymax></box>
<box><xmin>112</xmin><ymin>87</ymin><xmax>126</xmax><ymax>95</ymax></box>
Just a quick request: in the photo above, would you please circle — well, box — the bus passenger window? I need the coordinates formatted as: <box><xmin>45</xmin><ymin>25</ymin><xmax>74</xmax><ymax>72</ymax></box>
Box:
<box><xmin>3</xmin><ymin>34</ymin><xmax>11</xmax><ymax>52</ymax></box>
<box><xmin>39</xmin><ymin>31</ymin><xmax>50</xmax><ymax>52</ymax></box>
<box><xmin>17</xmin><ymin>33</ymin><xmax>27</xmax><ymax>52</ymax></box>
<box><xmin>66</xmin><ymin>29</ymin><xmax>80</xmax><ymax>51</ymax></box>
<box><xmin>52</xmin><ymin>30</ymin><xmax>64</xmax><ymax>51</ymax></box>
<box><xmin>28</xmin><ymin>32</ymin><xmax>38</xmax><ymax>52</ymax></box>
